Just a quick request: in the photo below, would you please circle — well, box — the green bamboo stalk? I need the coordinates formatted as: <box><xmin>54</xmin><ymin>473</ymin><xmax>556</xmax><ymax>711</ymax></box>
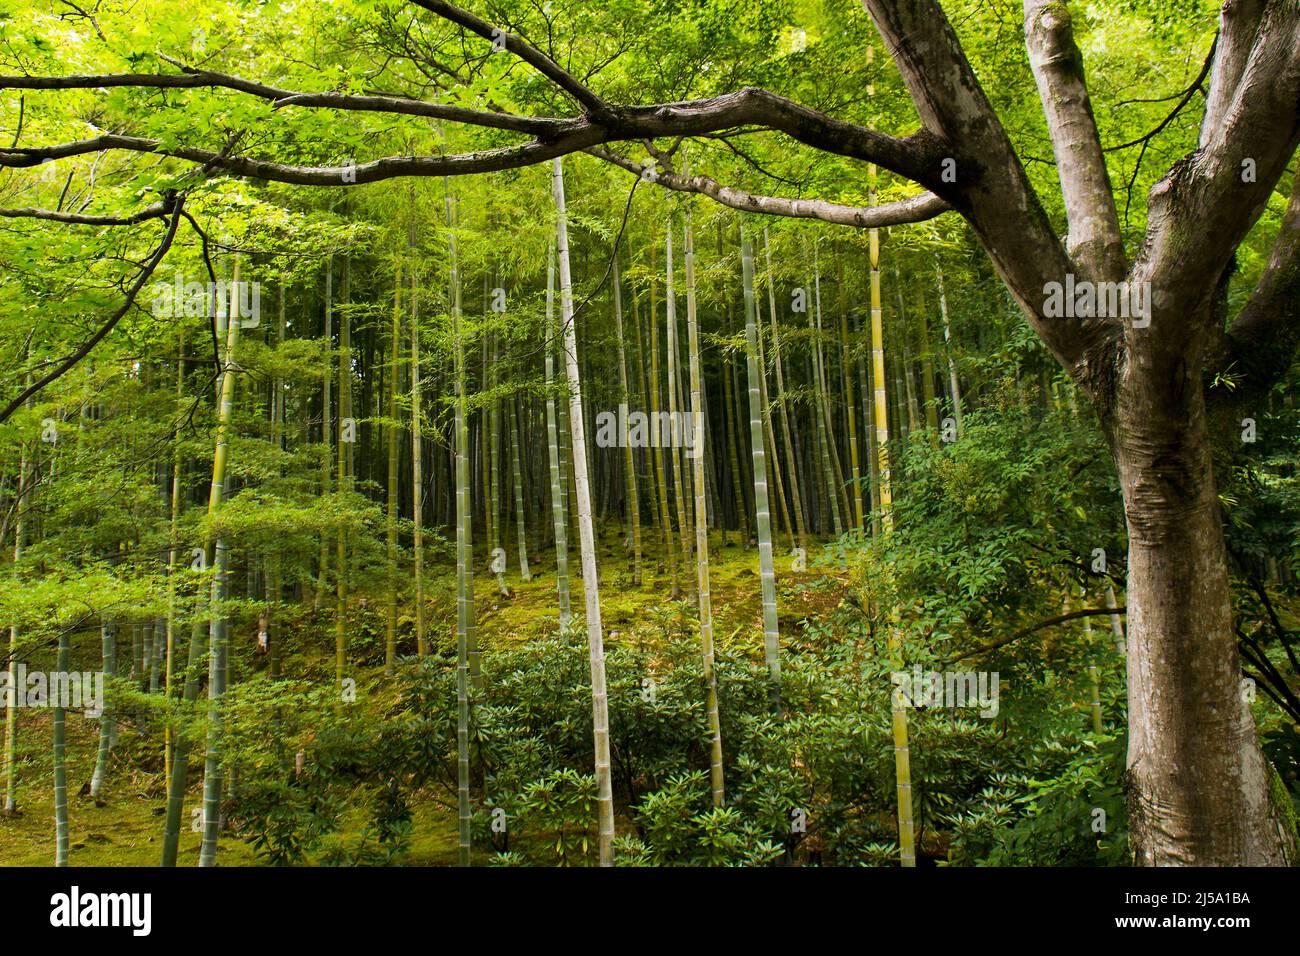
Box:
<box><xmin>855</xmin><ymin>302</ymin><xmax>882</xmax><ymax>537</ymax></box>
<box><xmin>88</xmin><ymin>621</ymin><xmax>114</xmax><ymax>801</ymax></box>
<box><xmin>914</xmin><ymin>281</ymin><xmax>940</xmax><ymax>433</ymax></box>
<box><xmin>553</xmin><ymin>157</ymin><xmax>616</xmax><ymax>865</ymax></box>
<box><xmin>131</xmin><ymin>624</ymin><xmax>144</xmax><ymax>687</ymax></box>
<box><xmin>837</xmin><ymin>252</ymin><xmax>865</xmax><ymax>532</ymax></box>
<box><xmin>488</xmin><ymin>326</ymin><xmax>509</xmax><ymax>597</ymax></box>
<box><xmin>314</xmin><ymin>260</ymin><xmax>333</xmax><ymax>611</ymax></box>
<box><xmin>53</xmin><ymin>629</ymin><xmax>69</xmax><ymax>866</ymax></box>
<box><xmin>630</xmin><ymin>288</ymin><xmax>658</xmax><ymax>553</ymax></box>
<box><xmin>934</xmin><ymin>258</ymin><xmax>962</xmax><ymax>436</ymax></box>
<box><xmin>664</xmin><ymin>227</ymin><xmax>694</xmax><ymax>597</ymax></box>
<box><xmin>543</xmin><ymin>238</ymin><xmax>572</xmax><ymax>624</ymax></box>
<box><xmin>2</xmin><ymin>436</ymin><xmax>29</xmax><ymax>814</ymax></box>
<box><xmin>199</xmin><ymin>259</ymin><xmax>244</xmax><ymax>867</ymax></box>
<box><xmin>161</xmin><ymin>581</ymin><xmax>210</xmax><ymax>863</ymax></box>
<box><xmin>647</xmin><ymin>240</ymin><xmax>679</xmax><ymax>595</ymax></box>
<box><xmin>1106</xmin><ymin>583</ymin><xmax>1126</xmax><ymax>654</ymax></box>
<box><xmin>742</xmin><ymin>230</ymin><xmax>782</xmax><ymax>711</ymax></box>
<box><xmin>754</xmin><ymin>297</ymin><xmax>793</xmax><ymax>549</ymax></box>
<box><xmin>894</xmin><ymin>263</ymin><xmax>922</xmax><ymax>436</ymax></box>
<box><xmin>810</xmin><ymin>252</ymin><xmax>844</xmax><ymax>536</ymax></box>
<box><xmin>410</xmin><ymin>235</ymin><xmax>427</xmax><ymax>657</ymax></box>
<box><xmin>165</xmin><ymin>336</ymin><xmax>184</xmax><ymax>739</ymax></box>
<box><xmin>612</xmin><ymin>251</ymin><xmax>643</xmax><ymax>585</ymax></box>
<box><xmin>335</xmin><ymin>259</ymin><xmax>352</xmax><ymax>692</ymax></box>
<box><xmin>449</xmin><ymin>187</ymin><xmax>473</xmax><ymax>867</ymax></box>
<box><xmin>148</xmin><ymin>621</ymin><xmax>162</xmax><ymax>693</ymax></box>
<box><xmin>1086</xmin><ymin>615</ymin><xmax>1103</xmax><ymax>733</ymax></box>
<box><xmin>268</xmin><ymin>285</ymin><xmax>285</xmax><ymax>679</ymax></box>
<box><xmin>509</xmin><ymin>395</ymin><xmax>532</xmax><ymax>582</ymax></box>
<box><xmin>814</xmin><ymin>250</ymin><xmax>852</xmax><ymax>525</ymax></box>
<box><xmin>386</xmin><ymin>261</ymin><xmax>403</xmax><ymax>675</ymax></box>
<box><xmin>866</xmin><ymin>171</ymin><xmax>917</xmax><ymax>866</ymax></box>
<box><xmin>683</xmin><ymin>209</ymin><xmax>724</xmax><ymax>806</ymax></box>
<box><xmin>722</xmin><ymin>348</ymin><xmax>750</xmax><ymax>546</ymax></box>
<box><xmin>763</xmin><ymin>228</ymin><xmax>808</xmax><ymax>552</ymax></box>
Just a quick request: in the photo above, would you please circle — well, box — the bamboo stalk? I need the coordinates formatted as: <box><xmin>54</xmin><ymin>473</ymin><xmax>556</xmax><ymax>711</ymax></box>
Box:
<box><xmin>741</xmin><ymin>230</ymin><xmax>782</xmax><ymax>711</ymax></box>
<box><xmin>612</xmin><ymin>251</ymin><xmax>643</xmax><ymax>585</ymax></box>
<box><xmin>763</xmin><ymin>228</ymin><xmax>808</xmax><ymax>552</ymax></box>
<box><xmin>665</xmin><ymin>227</ymin><xmax>694</xmax><ymax>597</ymax></box>
<box><xmin>386</xmin><ymin>261</ymin><xmax>403</xmax><ymax>674</ymax></box>
<box><xmin>449</xmin><ymin>187</ymin><xmax>473</xmax><ymax>867</ymax></box>
<box><xmin>684</xmin><ymin>208</ymin><xmax>724</xmax><ymax>806</ymax></box>
<box><xmin>199</xmin><ymin>258</ymin><xmax>244</xmax><ymax>868</ymax></box>
<box><xmin>509</xmin><ymin>394</ymin><xmax>532</xmax><ymax>582</ymax></box>
<box><xmin>553</xmin><ymin>157</ymin><xmax>616</xmax><ymax>865</ymax></box>
<box><xmin>647</xmin><ymin>239</ymin><xmax>679</xmax><ymax>595</ymax></box>
<box><xmin>53</xmin><ymin>629</ymin><xmax>69</xmax><ymax>865</ymax></box>
<box><xmin>2</xmin><ymin>433</ymin><xmax>29</xmax><ymax>814</ymax></box>
<box><xmin>544</xmin><ymin>238</ymin><xmax>572</xmax><ymax>624</ymax></box>
<box><xmin>410</xmin><ymin>231</ymin><xmax>427</xmax><ymax>656</ymax></box>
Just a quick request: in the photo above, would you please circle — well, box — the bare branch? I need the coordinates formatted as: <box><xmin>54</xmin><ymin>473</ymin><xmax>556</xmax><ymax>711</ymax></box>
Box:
<box><xmin>1136</xmin><ymin>0</ymin><xmax>1300</xmax><ymax>331</ymax></box>
<box><xmin>588</xmin><ymin>146</ymin><xmax>951</xmax><ymax>228</ymax></box>
<box><xmin>1208</xmin><ymin>173</ymin><xmax>1300</xmax><ymax>402</ymax></box>
<box><xmin>0</xmin><ymin>68</ymin><xmax>566</xmax><ymax>135</ymax></box>
<box><xmin>0</xmin><ymin>201</ymin><xmax>170</xmax><ymax>225</ymax></box>
<box><xmin>406</xmin><ymin>0</ymin><xmax>609</xmax><ymax>114</ymax></box>
<box><xmin>0</xmin><ymin>86</ymin><xmax>935</xmax><ymax>187</ymax></box>
<box><xmin>0</xmin><ymin>193</ymin><xmax>186</xmax><ymax>424</ymax></box>
<box><xmin>1201</xmin><ymin>0</ymin><xmax>1266</xmax><ymax>146</ymax></box>
<box><xmin>861</xmin><ymin>0</ymin><xmax>1113</xmax><ymax>392</ymax></box>
<box><xmin>1023</xmin><ymin>0</ymin><xmax>1124</xmax><ymax>280</ymax></box>
<box><xmin>945</xmin><ymin>607</ymin><xmax>1127</xmax><ymax>664</ymax></box>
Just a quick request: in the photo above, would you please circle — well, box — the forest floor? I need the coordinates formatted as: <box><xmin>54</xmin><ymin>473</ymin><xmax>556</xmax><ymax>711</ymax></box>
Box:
<box><xmin>0</xmin><ymin>525</ymin><xmax>847</xmax><ymax>866</ymax></box>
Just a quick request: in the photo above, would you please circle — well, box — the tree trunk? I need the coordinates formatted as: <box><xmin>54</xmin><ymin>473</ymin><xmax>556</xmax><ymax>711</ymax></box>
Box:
<box><xmin>1110</xmin><ymin>361</ymin><xmax>1294</xmax><ymax>865</ymax></box>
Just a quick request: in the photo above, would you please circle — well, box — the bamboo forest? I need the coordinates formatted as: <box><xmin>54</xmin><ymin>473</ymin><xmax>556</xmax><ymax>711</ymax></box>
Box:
<box><xmin>0</xmin><ymin>0</ymin><xmax>1298</xmax><ymax>888</ymax></box>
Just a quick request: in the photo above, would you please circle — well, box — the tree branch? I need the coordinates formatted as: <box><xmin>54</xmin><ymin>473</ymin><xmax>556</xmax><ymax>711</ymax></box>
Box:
<box><xmin>1213</xmin><ymin>172</ymin><xmax>1300</xmax><ymax>399</ymax></box>
<box><xmin>0</xmin><ymin>67</ymin><xmax>565</xmax><ymax>135</ymax></box>
<box><xmin>0</xmin><ymin>193</ymin><xmax>185</xmax><ymax>424</ymax></box>
<box><xmin>861</xmin><ymin>0</ymin><xmax>1115</xmax><ymax>396</ymax></box>
<box><xmin>1200</xmin><ymin>0</ymin><xmax>1266</xmax><ymax>147</ymax></box>
<box><xmin>1134</xmin><ymin>0</ymin><xmax>1300</xmax><ymax>336</ymax></box>
<box><xmin>0</xmin><ymin>85</ymin><xmax>936</xmax><ymax>188</ymax></box>
<box><xmin>0</xmin><ymin>201</ymin><xmax>171</xmax><ymax>225</ymax></box>
<box><xmin>406</xmin><ymin>0</ymin><xmax>609</xmax><ymax>115</ymax></box>
<box><xmin>945</xmin><ymin>606</ymin><xmax>1127</xmax><ymax>664</ymax></box>
<box><xmin>587</xmin><ymin>146</ymin><xmax>951</xmax><ymax>228</ymax></box>
<box><xmin>1023</xmin><ymin>0</ymin><xmax>1124</xmax><ymax>280</ymax></box>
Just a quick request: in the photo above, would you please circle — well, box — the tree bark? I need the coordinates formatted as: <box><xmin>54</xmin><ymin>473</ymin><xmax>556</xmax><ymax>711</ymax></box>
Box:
<box><xmin>1109</xmin><ymin>338</ymin><xmax>1294</xmax><ymax>865</ymax></box>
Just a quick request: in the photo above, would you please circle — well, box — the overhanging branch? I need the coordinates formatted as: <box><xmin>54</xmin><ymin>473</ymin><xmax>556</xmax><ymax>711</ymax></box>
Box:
<box><xmin>0</xmin><ymin>193</ymin><xmax>186</xmax><ymax>424</ymax></box>
<box><xmin>588</xmin><ymin>146</ymin><xmax>951</xmax><ymax>228</ymax></box>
